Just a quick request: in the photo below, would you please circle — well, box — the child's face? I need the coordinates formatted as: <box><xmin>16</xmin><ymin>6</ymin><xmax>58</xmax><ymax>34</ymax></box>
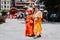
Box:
<box><xmin>35</xmin><ymin>8</ymin><xmax>39</xmax><ymax>12</ymax></box>
<box><xmin>27</xmin><ymin>10</ymin><xmax>32</xmax><ymax>14</ymax></box>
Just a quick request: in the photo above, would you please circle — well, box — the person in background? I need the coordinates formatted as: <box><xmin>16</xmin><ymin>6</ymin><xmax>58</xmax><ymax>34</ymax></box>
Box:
<box><xmin>9</xmin><ymin>8</ymin><xmax>18</xmax><ymax>19</ymax></box>
<box><xmin>43</xmin><ymin>10</ymin><xmax>48</xmax><ymax>22</ymax></box>
<box><xmin>33</xmin><ymin>6</ymin><xmax>43</xmax><ymax>39</ymax></box>
<box><xmin>25</xmin><ymin>7</ymin><xmax>34</xmax><ymax>37</ymax></box>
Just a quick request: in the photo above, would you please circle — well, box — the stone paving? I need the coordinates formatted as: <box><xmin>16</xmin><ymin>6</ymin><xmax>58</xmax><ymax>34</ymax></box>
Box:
<box><xmin>0</xmin><ymin>19</ymin><xmax>60</xmax><ymax>40</ymax></box>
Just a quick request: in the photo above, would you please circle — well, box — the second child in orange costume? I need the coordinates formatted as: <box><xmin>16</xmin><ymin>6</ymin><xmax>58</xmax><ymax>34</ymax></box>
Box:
<box><xmin>25</xmin><ymin>8</ymin><xmax>34</xmax><ymax>37</ymax></box>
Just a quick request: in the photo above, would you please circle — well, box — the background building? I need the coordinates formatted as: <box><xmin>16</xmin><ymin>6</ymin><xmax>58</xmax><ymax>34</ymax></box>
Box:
<box><xmin>1</xmin><ymin>0</ymin><xmax>11</xmax><ymax>10</ymax></box>
<box><xmin>11</xmin><ymin>0</ymin><xmax>34</xmax><ymax>11</ymax></box>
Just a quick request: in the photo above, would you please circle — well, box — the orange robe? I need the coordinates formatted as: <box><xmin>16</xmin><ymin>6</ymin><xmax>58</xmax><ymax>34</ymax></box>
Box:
<box><xmin>33</xmin><ymin>11</ymin><xmax>43</xmax><ymax>35</ymax></box>
<box><xmin>25</xmin><ymin>14</ymin><xmax>34</xmax><ymax>36</ymax></box>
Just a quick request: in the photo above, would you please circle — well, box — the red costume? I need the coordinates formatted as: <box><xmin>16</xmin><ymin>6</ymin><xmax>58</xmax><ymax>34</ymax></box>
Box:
<box><xmin>25</xmin><ymin>8</ymin><xmax>34</xmax><ymax>36</ymax></box>
<box><xmin>9</xmin><ymin>8</ymin><xmax>18</xmax><ymax>19</ymax></box>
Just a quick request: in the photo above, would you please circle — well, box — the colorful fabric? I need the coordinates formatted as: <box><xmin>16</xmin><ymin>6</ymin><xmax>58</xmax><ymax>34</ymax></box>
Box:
<box><xmin>33</xmin><ymin>11</ymin><xmax>43</xmax><ymax>35</ymax></box>
<box><xmin>25</xmin><ymin>14</ymin><xmax>34</xmax><ymax>36</ymax></box>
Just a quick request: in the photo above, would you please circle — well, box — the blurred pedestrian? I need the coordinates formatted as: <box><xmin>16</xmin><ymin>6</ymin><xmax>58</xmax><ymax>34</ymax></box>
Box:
<box><xmin>43</xmin><ymin>10</ymin><xmax>48</xmax><ymax>22</ymax></box>
<box><xmin>9</xmin><ymin>8</ymin><xmax>18</xmax><ymax>19</ymax></box>
<box><xmin>33</xmin><ymin>6</ymin><xmax>43</xmax><ymax>39</ymax></box>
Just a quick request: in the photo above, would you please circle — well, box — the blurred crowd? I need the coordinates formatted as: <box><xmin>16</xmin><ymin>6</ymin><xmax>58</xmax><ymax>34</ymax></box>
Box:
<box><xmin>0</xmin><ymin>3</ymin><xmax>48</xmax><ymax>24</ymax></box>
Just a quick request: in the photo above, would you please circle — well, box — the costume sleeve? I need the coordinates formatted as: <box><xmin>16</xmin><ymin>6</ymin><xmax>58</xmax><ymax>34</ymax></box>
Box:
<box><xmin>39</xmin><ymin>12</ymin><xmax>43</xmax><ymax>19</ymax></box>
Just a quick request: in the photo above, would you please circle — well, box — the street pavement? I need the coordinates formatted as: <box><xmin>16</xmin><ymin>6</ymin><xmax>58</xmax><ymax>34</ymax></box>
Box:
<box><xmin>0</xmin><ymin>19</ymin><xmax>60</xmax><ymax>40</ymax></box>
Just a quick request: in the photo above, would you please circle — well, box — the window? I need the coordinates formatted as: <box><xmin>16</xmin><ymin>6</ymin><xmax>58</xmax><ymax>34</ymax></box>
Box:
<box><xmin>1</xmin><ymin>0</ymin><xmax>4</xmax><ymax>1</ymax></box>
<box><xmin>7</xmin><ymin>1</ymin><xmax>9</xmax><ymax>4</ymax></box>
<box><xmin>1</xmin><ymin>1</ymin><xmax>3</xmax><ymax>4</ymax></box>
<box><xmin>15</xmin><ymin>0</ymin><xmax>28</xmax><ymax>2</ymax></box>
<box><xmin>20</xmin><ymin>0</ymin><xmax>22</xmax><ymax>2</ymax></box>
<box><xmin>15</xmin><ymin>0</ymin><xmax>33</xmax><ymax>2</ymax></box>
<box><xmin>15</xmin><ymin>0</ymin><xmax>20</xmax><ymax>2</ymax></box>
<box><xmin>22</xmin><ymin>0</ymin><xmax>27</xmax><ymax>2</ymax></box>
<box><xmin>4</xmin><ymin>2</ymin><xmax>6</xmax><ymax>4</ymax></box>
<box><xmin>7</xmin><ymin>6</ymin><xmax>9</xmax><ymax>8</ymax></box>
<box><xmin>1</xmin><ymin>5</ymin><xmax>3</xmax><ymax>8</ymax></box>
<box><xmin>4</xmin><ymin>6</ymin><xmax>6</xmax><ymax>8</ymax></box>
